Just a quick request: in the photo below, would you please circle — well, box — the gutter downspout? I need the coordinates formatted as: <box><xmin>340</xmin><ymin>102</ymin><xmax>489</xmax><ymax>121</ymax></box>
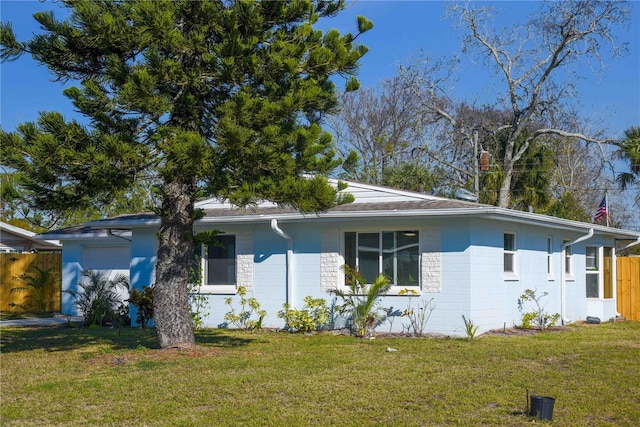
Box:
<box><xmin>561</xmin><ymin>228</ymin><xmax>594</xmax><ymax>325</ymax></box>
<box><xmin>107</xmin><ymin>229</ymin><xmax>132</xmax><ymax>242</ymax></box>
<box><xmin>270</xmin><ymin>219</ymin><xmax>293</xmax><ymax>307</ymax></box>
<box><xmin>618</xmin><ymin>236</ymin><xmax>640</xmax><ymax>251</ymax></box>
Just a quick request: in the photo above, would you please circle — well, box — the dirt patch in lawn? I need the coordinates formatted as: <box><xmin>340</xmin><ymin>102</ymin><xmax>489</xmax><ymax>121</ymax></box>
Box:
<box><xmin>482</xmin><ymin>325</ymin><xmax>571</xmax><ymax>337</ymax></box>
<box><xmin>89</xmin><ymin>345</ymin><xmax>226</xmax><ymax>367</ymax></box>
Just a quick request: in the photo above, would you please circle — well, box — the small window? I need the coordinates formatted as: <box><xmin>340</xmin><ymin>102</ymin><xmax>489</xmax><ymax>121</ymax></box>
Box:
<box><xmin>585</xmin><ymin>246</ymin><xmax>599</xmax><ymax>298</ymax></box>
<box><xmin>504</xmin><ymin>232</ymin><xmax>516</xmax><ymax>273</ymax></box>
<box><xmin>586</xmin><ymin>274</ymin><xmax>599</xmax><ymax>298</ymax></box>
<box><xmin>564</xmin><ymin>241</ymin><xmax>572</xmax><ymax>276</ymax></box>
<box><xmin>585</xmin><ymin>246</ymin><xmax>598</xmax><ymax>271</ymax></box>
<box><xmin>547</xmin><ymin>236</ymin><xmax>553</xmax><ymax>276</ymax></box>
<box><xmin>206</xmin><ymin>235</ymin><xmax>236</xmax><ymax>286</ymax></box>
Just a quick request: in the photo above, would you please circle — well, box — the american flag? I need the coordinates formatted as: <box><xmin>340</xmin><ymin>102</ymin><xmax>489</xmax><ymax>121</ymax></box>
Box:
<box><xmin>594</xmin><ymin>196</ymin><xmax>608</xmax><ymax>222</ymax></box>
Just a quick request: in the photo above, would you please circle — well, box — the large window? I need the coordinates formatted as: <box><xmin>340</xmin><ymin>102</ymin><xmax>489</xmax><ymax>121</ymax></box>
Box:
<box><xmin>586</xmin><ymin>246</ymin><xmax>599</xmax><ymax>298</ymax></box>
<box><xmin>586</xmin><ymin>246</ymin><xmax>614</xmax><ymax>299</ymax></box>
<box><xmin>504</xmin><ymin>232</ymin><xmax>516</xmax><ymax>273</ymax></box>
<box><xmin>205</xmin><ymin>235</ymin><xmax>236</xmax><ymax>286</ymax></box>
<box><xmin>344</xmin><ymin>231</ymin><xmax>419</xmax><ymax>287</ymax></box>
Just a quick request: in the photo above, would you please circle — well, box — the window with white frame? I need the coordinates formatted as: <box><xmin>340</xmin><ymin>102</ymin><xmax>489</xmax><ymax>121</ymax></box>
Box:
<box><xmin>564</xmin><ymin>241</ymin><xmax>572</xmax><ymax>276</ymax></box>
<box><xmin>547</xmin><ymin>236</ymin><xmax>553</xmax><ymax>276</ymax></box>
<box><xmin>585</xmin><ymin>246</ymin><xmax>599</xmax><ymax>298</ymax></box>
<box><xmin>344</xmin><ymin>231</ymin><xmax>419</xmax><ymax>287</ymax></box>
<box><xmin>504</xmin><ymin>232</ymin><xmax>516</xmax><ymax>274</ymax></box>
<box><xmin>203</xmin><ymin>235</ymin><xmax>236</xmax><ymax>287</ymax></box>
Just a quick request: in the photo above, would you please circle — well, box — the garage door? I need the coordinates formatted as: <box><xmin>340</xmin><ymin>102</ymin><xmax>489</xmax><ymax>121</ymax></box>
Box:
<box><xmin>82</xmin><ymin>245</ymin><xmax>130</xmax><ymax>282</ymax></box>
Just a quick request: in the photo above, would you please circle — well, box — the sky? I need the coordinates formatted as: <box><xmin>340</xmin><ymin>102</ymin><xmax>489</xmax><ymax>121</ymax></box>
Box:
<box><xmin>1</xmin><ymin>0</ymin><xmax>639</xmax><ymax>225</ymax></box>
<box><xmin>1</xmin><ymin>0</ymin><xmax>638</xmax><ymax>135</ymax></box>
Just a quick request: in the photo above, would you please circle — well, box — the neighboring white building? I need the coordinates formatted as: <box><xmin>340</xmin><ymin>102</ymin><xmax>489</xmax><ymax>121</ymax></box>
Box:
<box><xmin>0</xmin><ymin>221</ymin><xmax>61</xmax><ymax>253</ymax></box>
<box><xmin>38</xmin><ymin>180</ymin><xmax>640</xmax><ymax>336</ymax></box>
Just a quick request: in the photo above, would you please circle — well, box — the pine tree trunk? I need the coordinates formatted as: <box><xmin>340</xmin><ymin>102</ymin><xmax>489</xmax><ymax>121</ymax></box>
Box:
<box><xmin>153</xmin><ymin>180</ymin><xmax>196</xmax><ymax>349</ymax></box>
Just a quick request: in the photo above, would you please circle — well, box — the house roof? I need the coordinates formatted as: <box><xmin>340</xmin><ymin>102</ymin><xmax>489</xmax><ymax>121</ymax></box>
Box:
<box><xmin>0</xmin><ymin>221</ymin><xmax>61</xmax><ymax>251</ymax></box>
<box><xmin>36</xmin><ymin>180</ymin><xmax>640</xmax><ymax>242</ymax></box>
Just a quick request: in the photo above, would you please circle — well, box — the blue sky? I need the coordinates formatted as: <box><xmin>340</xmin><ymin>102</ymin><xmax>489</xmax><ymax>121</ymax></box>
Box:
<box><xmin>1</xmin><ymin>1</ymin><xmax>638</xmax><ymax>137</ymax></box>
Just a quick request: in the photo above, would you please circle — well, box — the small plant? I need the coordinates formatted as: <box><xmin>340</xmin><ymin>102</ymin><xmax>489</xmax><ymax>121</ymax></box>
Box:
<box><xmin>66</xmin><ymin>270</ymin><xmax>129</xmax><ymax>327</ymax></box>
<box><xmin>10</xmin><ymin>265</ymin><xmax>58</xmax><ymax>314</ymax></box>
<box><xmin>127</xmin><ymin>286</ymin><xmax>154</xmax><ymax>328</ymax></box>
<box><xmin>462</xmin><ymin>315</ymin><xmax>479</xmax><ymax>341</ymax></box>
<box><xmin>188</xmin><ymin>238</ymin><xmax>212</xmax><ymax>330</ymax></box>
<box><xmin>400</xmin><ymin>290</ymin><xmax>435</xmax><ymax>337</ymax></box>
<box><xmin>278</xmin><ymin>296</ymin><xmax>329</xmax><ymax>333</ymax></box>
<box><xmin>382</xmin><ymin>306</ymin><xmax>403</xmax><ymax>334</ymax></box>
<box><xmin>517</xmin><ymin>289</ymin><xmax>560</xmax><ymax>331</ymax></box>
<box><xmin>188</xmin><ymin>281</ymin><xmax>210</xmax><ymax>330</ymax></box>
<box><xmin>330</xmin><ymin>265</ymin><xmax>392</xmax><ymax>338</ymax></box>
<box><xmin>224</xmin><ymin>286</ymin><xmax>266</xmax><ymax>331</ymax></box>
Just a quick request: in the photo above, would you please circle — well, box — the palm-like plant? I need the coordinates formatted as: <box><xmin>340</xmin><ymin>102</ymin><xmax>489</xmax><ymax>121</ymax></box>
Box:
<box><xmin>330</xmin><ymin>265</ymin><xmax>392</xmax><ymax>337</ymax></box>
<box><xmin>10</xmin><ymin>265</ymin><xmax>58</xmax><ymax>314</ymax></box>
<box><xmin>66</xmin><ymin>270</ymin><xmax>129</xmax><ymax>327</ymax></box>
<box><xmin>616</xmin><ymin>126</ymin><xmax>640</xmax><ymax>206</ymax></box>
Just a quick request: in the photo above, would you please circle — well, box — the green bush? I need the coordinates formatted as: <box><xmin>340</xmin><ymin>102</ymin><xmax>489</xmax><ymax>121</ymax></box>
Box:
<box><xmin>66</xmin><ymin>270</ymin><xmax>130</xmax><ymax>327</ymax></box>
<box><xmin>127</xmin><ymin>286</ymin><xmax>154</xmax><ymax>328</ymax></box>
<box><xmin>224</xmin><ymin>286</ymin><xmax>266</xmax><ymax>331</ymax></box>
<box><xmin>330</xmin><ymin>265</ymin><xmax>391</xmax><ymax>338</ymax></box>
<box><xmin>278</xmin><ymin>296</ymin><xmax>329</xmax><ymax>333</ymax></box>
<box><xmin>517</xmin><ymin>289</ymin><xmax>560</xmax><ymax>331</ymax></box>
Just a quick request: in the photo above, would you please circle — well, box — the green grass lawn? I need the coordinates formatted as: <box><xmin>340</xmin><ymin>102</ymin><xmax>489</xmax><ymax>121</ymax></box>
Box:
<box><xmin>1</xmin><ymin>322</ymin><xmax>639</xmax><ymax>426</ymax></box>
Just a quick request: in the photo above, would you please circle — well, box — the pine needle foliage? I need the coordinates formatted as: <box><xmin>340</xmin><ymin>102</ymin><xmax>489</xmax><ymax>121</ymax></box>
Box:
<box><xmin>0</xmin><ymin>1</ymin><xmax>372</xmax><ymax>348</ymax></box>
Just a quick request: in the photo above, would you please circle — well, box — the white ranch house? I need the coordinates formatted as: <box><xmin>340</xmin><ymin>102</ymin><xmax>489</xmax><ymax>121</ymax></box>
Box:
<box><xmin>39</xmin><ymin>180</ymin><xmax>640</xmax><ymax>336</ymax></box>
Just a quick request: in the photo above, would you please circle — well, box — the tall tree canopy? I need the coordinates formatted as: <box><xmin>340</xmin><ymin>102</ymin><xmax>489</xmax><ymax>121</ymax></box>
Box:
<box><xmin>616</xmin><ymin>126</ymin><xmax>640</xmax><ymax>206</ymax></box>
<box><xmin>0</xmin><ymin>0</ymin><xmax>371</xmax><ymax>348</ymax></box>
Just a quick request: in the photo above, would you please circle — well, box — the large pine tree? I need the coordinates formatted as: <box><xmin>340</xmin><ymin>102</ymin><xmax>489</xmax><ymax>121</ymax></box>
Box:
<box><xmin>1</xmin><ymin>0</ymin><xmax>371</xmax><ymax>348</ymax></box>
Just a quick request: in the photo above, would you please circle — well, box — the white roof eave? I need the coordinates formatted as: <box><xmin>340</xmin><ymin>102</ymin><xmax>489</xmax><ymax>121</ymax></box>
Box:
<box><xmin>196</xmin><ymin>207</ymin><xmax>640</xmax><ymax>240</ymax></box>
<box><xmin>38</xmin><ymin>206</ymin><xmax>640</xmax><ymax>241</ymax></box>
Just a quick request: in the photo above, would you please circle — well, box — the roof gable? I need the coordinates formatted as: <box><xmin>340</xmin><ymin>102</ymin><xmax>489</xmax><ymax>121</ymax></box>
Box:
<box><xmin>195</xmin><ymin>178</ymin><xmax>447</xmax><ymax>210</ymax></box>
<box><xmin>0</xmin><ymin>221</ymin><xmax>61</xmax><ymax>251</ymax></box>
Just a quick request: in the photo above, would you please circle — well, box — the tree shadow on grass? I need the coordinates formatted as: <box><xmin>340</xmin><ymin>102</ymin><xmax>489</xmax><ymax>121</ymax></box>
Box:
<box><xmin>195</xmin><ymin>328</ymin><xmax>255</xmax><ymax>348</ymax></box>
<box><xmin>0</xmin><ymin>326</ymin><xmax>254</xmax><ymax>353</ymax></box>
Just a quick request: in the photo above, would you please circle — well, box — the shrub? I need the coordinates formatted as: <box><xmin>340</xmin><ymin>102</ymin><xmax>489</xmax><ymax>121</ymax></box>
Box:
<box><xmin>127</xmin><ymin>286</ymin><xmax>154</xmax><ymax>328</ymax></box>
<box><xmin>330</xmin><ymin>265</ymin><xmax>391</xmax><ymax>338</ymax></box>
<box><xmin>66</xmin><ymin>270</ymin><xmax>129</xmax><ymax>327</ymax></box>
<box><xmin>462</xmin><ymin>315</ymin><xmax>479</xmax><ymax>341</ymax></box>
<box><xmin>399</xmin><ymin>289</ymin><xmax>435</xmax><ymax>337</ymax></box>
<box><xmin>517</xmin><ymin>289</ymin><xmax>560</xmax><ymax>331</ymax></box>
<box><xmin>278</xmin><ymin>296</ymin><xmax>329</xmax><ymax>333</ymax></box>
<box><xmin>188</xmin><ymin>281</ymin><xmax>210</xmax><ymax>330</ymax></box>
<box><xmin>224</xmin><ymin>286</ymin><xmax>266</xmax><ymax>331</ymax></box>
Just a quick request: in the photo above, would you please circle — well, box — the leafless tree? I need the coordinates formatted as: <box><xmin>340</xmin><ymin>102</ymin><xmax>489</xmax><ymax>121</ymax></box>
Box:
<box><xmin>331</xmin><ymin>76</ymin><xmax>428</xmax><ymax>183</ymax></box>
<box><xmin>400</xmin><ymin>0</ymin><xmax>629</xmax><ymax>208</ymax></box>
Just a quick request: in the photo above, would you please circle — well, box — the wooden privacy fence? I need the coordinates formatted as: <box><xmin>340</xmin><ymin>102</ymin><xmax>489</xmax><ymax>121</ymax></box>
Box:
<box><xmin>617</xmin><ymin>257</ymin><xmax>640</xmax><ymax>321</ymax></box>
<box><xmin>0</xmin><ymin>253</ymin><xmax>62</xmax><ymax>313</ymax></box>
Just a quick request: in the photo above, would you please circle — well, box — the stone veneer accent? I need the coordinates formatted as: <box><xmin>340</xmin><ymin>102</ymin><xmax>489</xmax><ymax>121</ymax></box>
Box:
<box><xmin>320</xmin><ymin>228</ymin><xmax>341</xmax><ymax>291</ymax></box>
<box><xmin>421</xmin><ymin>227</ymin><xmax>441</xmax><ymax>293</ymax></box>
<box><xmin>236</xmin><ymin>232</ymin><xmax>254</xmax><ymax>291</ymax></box>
